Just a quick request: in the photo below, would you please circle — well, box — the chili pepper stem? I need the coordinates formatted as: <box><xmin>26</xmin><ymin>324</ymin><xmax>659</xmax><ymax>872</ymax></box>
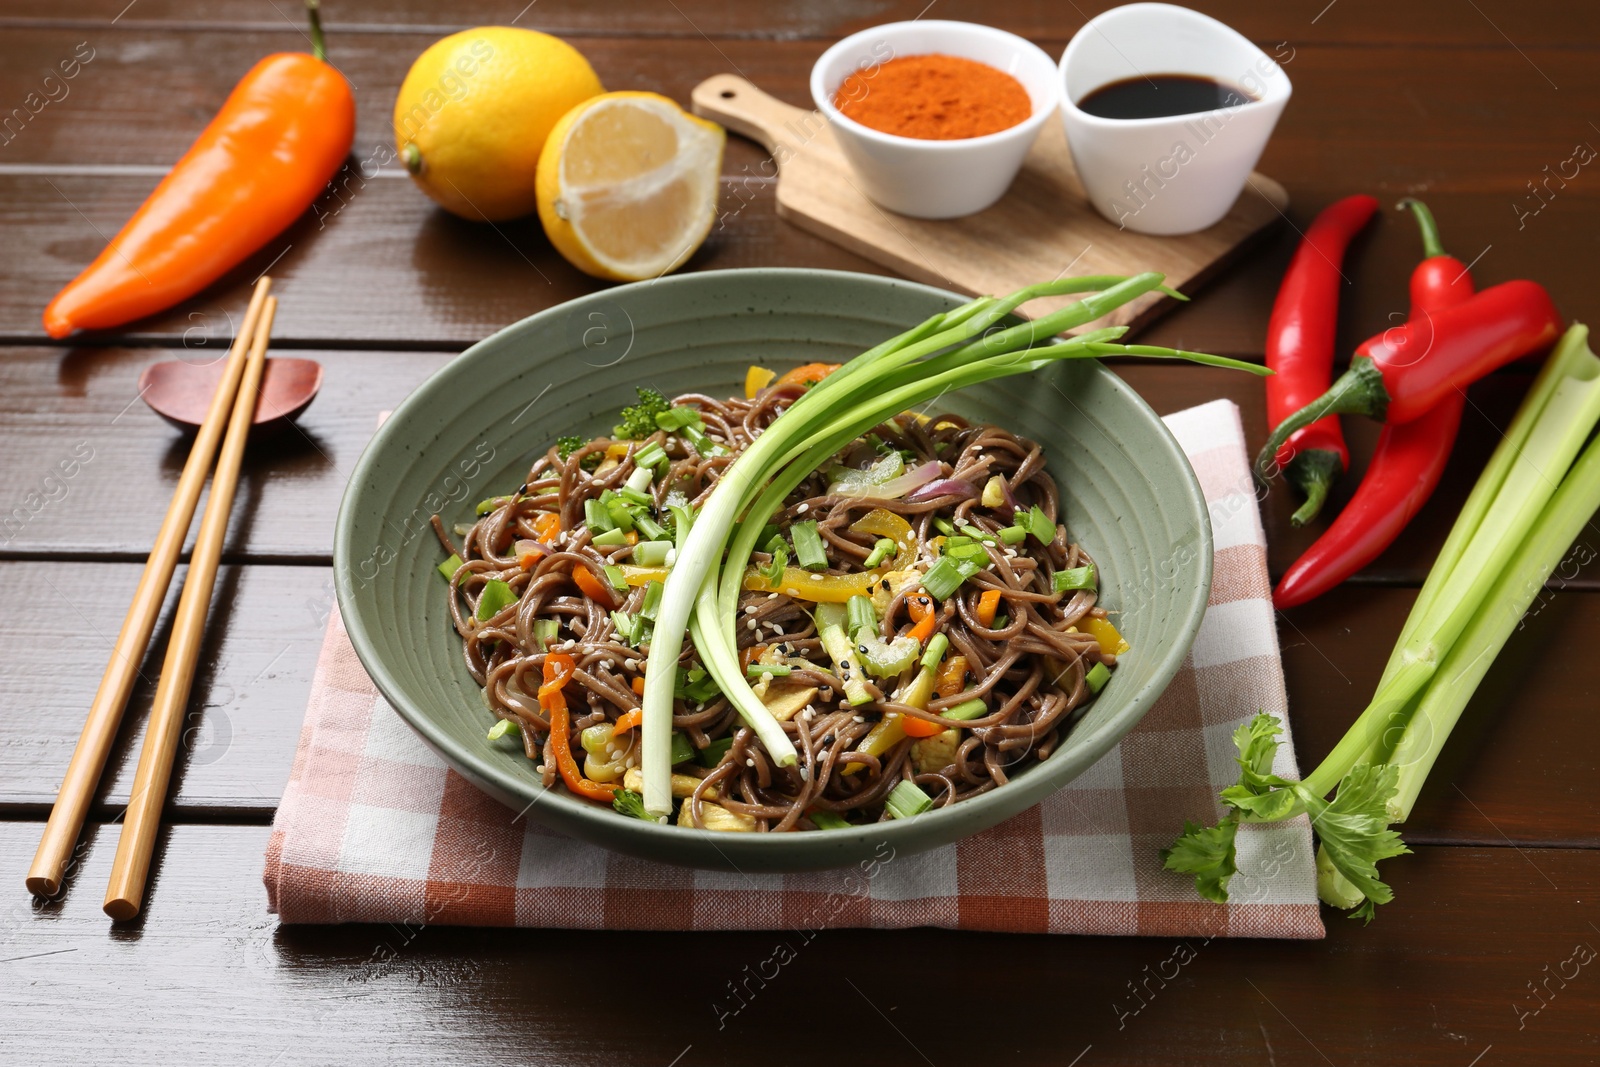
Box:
<box><xmin>1256</xmin><ymin>358</ymin><xmax>1388</xmax><ymax>484</ymax></box>
<box><xmin>306</xmin><ymin>0</ymin><xmax>328</xmax><ymax>63</ymax></box>
<box><xmin>1397</xmin><ymin>198</ymin><xmax>1446</xmax><ymax>260</ymax></box>
<box><xmin>1286</xmin><ymin>449</ymin><xmax>1343</xmax><ymax>526</ymax></box>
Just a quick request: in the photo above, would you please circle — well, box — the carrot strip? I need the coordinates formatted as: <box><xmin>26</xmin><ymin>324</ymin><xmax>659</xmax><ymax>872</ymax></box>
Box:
<box><xmin>541</xmin><ymin>653</ymin><xmax>615</xmax><ymax>802</ymax></box>
<box><xmin>773</xmin><ymin>362</ymin><xmax>841</xmax><ymax>388</ymax></box>
<box><xmin>975</xmin><ymin>588</ymin><xmax>1002</xmax><ymax>627</ymax></box>
<box><xmin>906</xmin><ymin>594</ymin><xmax>937</xmax><ymax>643</ymax></box>
<box><xmin>613</xmin><ymin>706</ymin><xmax>644</xmax><ymax>733</ymax></box>
<box><xmin>629</xmin><ymin>677</ymin><xmax>646</xmax><ymax>698</ymax></box>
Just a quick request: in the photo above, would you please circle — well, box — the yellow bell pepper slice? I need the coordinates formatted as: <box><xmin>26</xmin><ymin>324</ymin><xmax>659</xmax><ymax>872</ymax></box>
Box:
<box><xmin>619</xmin><ymin>565</ymin><xmax>671</xmax><ymax>587</ymax></box>
<box><xmin>745</xmin><ymin>365</ymin><xmax>776</xmax><ymax>399</ymax></box>
<box><xmin>1082</xmin><ymin>615</ymin><xmax>1130</xmax><ymax>655</ymax></box>
<box><xmin>848</xmin><ymin>507</ymin><xmax>916</xmax><ymax>565</ymax></box>
<box><xmin>743</xmin><ymin>566</ymin><xmax>882</xmax><ymax>603</ymax></box>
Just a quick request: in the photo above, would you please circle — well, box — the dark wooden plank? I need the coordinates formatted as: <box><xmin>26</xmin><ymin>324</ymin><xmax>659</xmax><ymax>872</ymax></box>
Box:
<box><xmin>3</xmin><ymin>553</ymin><xmax>1594</xmax><ymax>846</ymax></box>
<box><xmin>0</xmin><ymin>563</ymin><xmax>327</xmax><ymax>816</ymax></box>
<box><xmin>1</xmin><ymin>27</ymin><xmax>1596</xmax><ymax>347</ymax></box>
<box><xmin>0</xmin><ymin>342</ymin><xmax>1562</xmax><ymax>594</ymax></box>
<box><xmin>0</xmin><ymin>346</ymin><xmax>450</xmax><ymax>559</ymax></box>
<box><xmin>2</xmin><ymin>821</ymin><xmax>1595</xmax><ymax>1066</ymax></box>
<box><xmin>1</xmin><ymin>0</ymin><xmax>1592</xmax><ymax>48</ymax></box>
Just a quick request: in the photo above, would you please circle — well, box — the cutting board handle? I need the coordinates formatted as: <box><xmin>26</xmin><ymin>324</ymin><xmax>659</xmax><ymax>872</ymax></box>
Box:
<box><xmin>691</xmin><ymin>74</ymin><xmax>816</xmax><ymax>165</ymax></box>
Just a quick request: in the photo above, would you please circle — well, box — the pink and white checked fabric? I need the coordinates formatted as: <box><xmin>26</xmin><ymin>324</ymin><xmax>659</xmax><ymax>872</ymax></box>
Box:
<box><xmin>265</xmin><ymin>399</ymin><xmax>1323</xmax><ymax>937</ymax></box>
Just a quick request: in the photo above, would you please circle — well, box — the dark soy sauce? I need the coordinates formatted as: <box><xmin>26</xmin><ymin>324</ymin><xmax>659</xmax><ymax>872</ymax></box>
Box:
<box><xmin>1077</xmin><ymin>74</ymin><xmax>1255</xmax><ymax>120</ymax></box>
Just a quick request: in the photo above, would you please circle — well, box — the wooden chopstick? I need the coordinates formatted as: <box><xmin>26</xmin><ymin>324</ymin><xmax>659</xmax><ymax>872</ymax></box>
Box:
<box><xmin>102</xmin><ymin>294</ymin><xmax>279</xmax><ymax>921</ymax></box>
<box><xmin>25</xmin><ymin>276</ymin><xmax>274</xmax><ymax>899</ymax></box>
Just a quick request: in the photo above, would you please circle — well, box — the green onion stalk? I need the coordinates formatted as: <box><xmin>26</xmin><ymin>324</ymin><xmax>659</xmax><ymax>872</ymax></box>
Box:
<box><xmin>1164</xmin><ymin>324</ymin><xmax>1600</xmax><ymax>920</ymax></box>
<box><xmin>638</xmin><ymin>273</ymin><xmax>1271</xmax><ymax>816</ymax></box>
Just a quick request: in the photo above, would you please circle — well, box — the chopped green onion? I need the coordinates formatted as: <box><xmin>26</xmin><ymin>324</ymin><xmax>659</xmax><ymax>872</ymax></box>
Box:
<box><xmin>475</xmin><ymin>496</ymin><xmax>507</xmax><ymax>516</ymax></box>
<box><xmin>921</xmin><ymin>632</ymin><xmax>949</xmax><ymax>670</ymax></box>
<box><xmin>747</xmin><ymin>662</ymin><xmax>792</xmax><ymax>678</ymax></box>
<box><xmin>992</xmin><ymin>614</ymin><xmax>1008</xmax><ymax>630</ymax></box>
<box><xmin>584</xmin><ymin>498</ymin><xmax>614</xmax><ymax>533</ymax></box>
<box><xmin>933</xmin><ymin>516</ymin><xmax>956</xmax><ymax>536</ymax></box>
<box><xmin>956</xmin><ymin>521</ymin><xmax>997</xmax><ymax>545</ymax></box>
<box><xmin>1021</xmin><ymin>505</ymin><xmax>1057</xmax><ymax>544</ymax></box>
<box><xmin>476</xmin><ymin>579</ymin><xmax>516</xmax><ymax>621</ymax></box>
<box><xmin>921</xmin><ymin>555</ymin><xmax>982</xmax><ymax>601</ymax></box>
<box><xmin>862</xmin><ymin>538</ymin><xmax>898</xmax><ymax>569</ymax></box>
<box><xmin>943</xmin><ymin>535</ymin><xmax>974</xmax><ymax>551</ymax></box>
<box><xmin>603</xmin><ymin>564</ymin><xmax>629</xmax><ymax>593</ymax></box>
<box><xmin>605</xmin><ymin>497</ymin><xmax>635</xmax><ymax>532</ymax></box>
<box><xmin>792</xmin><ymin>520</ymin><xmax>828</xmax><ymax>570</ymax></box>
<box><xmin>846</xmin><ymin>595</ymin><xmax>877</xmax><ymax>635</ymax></box>
<box><xmin>632</xmin><ymin>512</ymin><xmax>668</xmax><ymax>542</ymax></box>
<box><xmin>611</xmin><ymin>610</ymin><xmax>642</xmax><ymax>645</ymax></box>
<box><xmin>618</xmin><ymin>485</ymin><xmax>653</xmax><ymax>507</ymax></box>
<box><xmin>487</xmin><ymin>717</ymin><xmax>520</xmax><ymax>742</ymax></box>
<box><xmin>626</xmin><ymin>466</ymin><xmax>655</xmax><ymax>493</ymax></box>
<box><xmin>998</xmin><ymin>525</ymin><xmax>1028</xmax><ymax>545</ymax></box>
<box><xmin>944</xmin><ymin>697</ymin><xmax>988</xmax><ymax>721</ymax></box>
<box><xmin>639</xmin><ymin>580</ymin><xmax>665</xmax><ymax>621</ymax></box>
<box><xmin>655</xmin><ymin>406</ymin><xmax>702</xmax><ymax>432</ymax></box>
<box><xmin>809</xmin><ymin>809</ymin><xmax>851</xmax><ymax>830</ymax></box>
<box><xmin>668</xmin><ymin>504</ymin><xmax>695</xmax><ymax>548</ymax></box>
<box><xmin>698</xmin><ymin>736</ymin><xmax>735</xmax><ymax>768</ymax></box>
<box><xmin>681</xmin><ymin>667</ymin><xmax>720</xmax><ymax>704</ymax></box>
<box><xmin>681</xmin><ymin>422</ymin><xmax>727</xmax><ymax>456</ymax></box>
<box><xmin>669</xmin><ymin>730</ymin><xmax>695</xmax><ymax>765</ymax></box>
<box><xmin>591</xmin><ymin>528</ymin><xmax>628</xmax><ymax>547</ymax></box>
<box><xmin>761</xmin><ymin>540</ymin><xmax>789</xmax><ymax>585</ymax></box>
<box><xmin>1086</xmin><ymin>662</ymin><xmax>1111</xmax><ymax>694</ymax></box>
<box><xmin>438</xmin><ymin>553</ymin><xmax>463</xmax><ymax>580</ymax></box>
<box><xmin>757</xmin><ymin>524</ymin><xmax>781</xmax><ymax>548</ymax></box>
<box><xmin>886</xmin><ymin>780</ymin><xmax>933</xmax><ymax>819</ymax></box>
<box><xmin>1053</xmin><ymin>565</ymin><xmax>1097</xmax><ymax>592</ymax></box>
<box><xmin>531</xmin><ymin>618</ymin><xmax>559</xmax><ymax>652</ymax></box>
<box><xmin>633</xmin><ymin>441</ymin><xmax>667</xmax><ymax>469</ymax></box>
<box><xmin>946</xmin><ymin>540</ymin><xmax>989</xmax><ymax>563</ymax></box>
<box><xmin>634</xmin><ymin>539</ymin><xmax>672</xmax><ymax>567</ymax></box>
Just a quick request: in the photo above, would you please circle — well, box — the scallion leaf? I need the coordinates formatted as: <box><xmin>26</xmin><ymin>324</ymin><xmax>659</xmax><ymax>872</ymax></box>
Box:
<box><xmin>584</xmin><ymin>498</ymin><xmax>614</xmax><ymax>534</ymax></box>
<box><xmin>438</xmin><ymin>553</ymin><xmax>463</xmax><ymax>580</ymax></box>
<box><xmin>846</xmin><ymin>595</ymin><xmax>877</xmax><ymax>635</ymax></box>
<box><xmin>633</xmin><ymin>441</ymin><xmax>667</xmax><ymax>469</ymax></box>
<box><xmin>792</xmin><ymin>520</ymin><xmax>828</xmax><ymax>570</ymax></box>
<box><xmin>531</xmin><ymin>618</ymin><xmax>559</xmax><ymax>652</ymax></box>
<box><xmin>669</xmin><ymin>730</ymin><xmax>695</xmax><ymax>766</ymax></box>
<box><xmin>592</xmin><ymin>528</ymin><xmax>628</xmax><ymax>547</ymax></box>
<box><xmin>862</xmin><ymin>537</ymin><xmax>897</xmax><ymax>569</ymax></box>
<box><xmin>933</xmin><ymin>516</ymin><xmax>956</xmax><ymax>536</ymax></box>
<box><xmin>1053</xmin><ymin>565</ymin><xmax>1097</xmax><ymax>592</ymax></box>
<box><xmin>998</xmin><ymin>525</ymin><xmax>1027</xmax><ymax>545</ymax></box>
<box><xmin>626</xmin><ymin>466</ymin><xmax>655</xmax><ymax>493</ymax></box>
<box><xmin>476</xmin><ymin>579</ymin><xmax>516</xmax><ymax>621</ymax></box>
<box><xmin>921</xmin><ymin>632</ymin><xmax>949</xmax><ymax>670</ymax></box>
<box><xmin>603</xmin><ymin>564</ymin><xmax>629</xmax><ymax>593</ymax></box>
<box><xmin>809</xmin><ymin>809</ymin><xmax>851</xmax><ymax>830</ymax></box>
<box><xmin>487</xmin><ymin>717</ymin><xmax>520</xmax><ymax>742</ymax></box>
<box><xmin>747</xmin><ymin>662</ymin><xmax>792</xmax><ymax>678</ymax></box>
<box><xmin>633</xmin><ymin>512</ymin><xmax>668</xmax><ymax>542</ymax></box>
<box><xmin>639</xmin><ymin>580</ymin><xmax>665</xmax><ymax>621</ymax></box>
<box><xmin>698</xmin><ymin>736</ymin><xmax>735</xmax><ymax>768</ymax></box>
<box><xmin>634</xmin><ymin>539</ymin><xmax>672</xmax><ymax>567</ymax></box>
<box><xmin>886</xmin><ymin>780</ymin><xmax>933</xmax><ymax>819</ymax></box>
<box><xmin>1087</xmin><ymin>662</ymin><xmax>1111</xmax><ymax>693</ymax></box>
<box><xmin>921</xmin><ymin>556</ymin><xmax>981</xmax><ymax>600</ymax></box>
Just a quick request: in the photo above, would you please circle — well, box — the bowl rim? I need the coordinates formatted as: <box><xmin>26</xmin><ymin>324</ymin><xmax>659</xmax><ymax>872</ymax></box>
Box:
<box><xmin>810</xmin><ymin>19</ymin><xmax>1060</xmax><ymax>151</ymax></box>
<box><xmin>334</xmin><ymin>267</ymin><xmax>1213</xmax><ymax>860</ymax></box>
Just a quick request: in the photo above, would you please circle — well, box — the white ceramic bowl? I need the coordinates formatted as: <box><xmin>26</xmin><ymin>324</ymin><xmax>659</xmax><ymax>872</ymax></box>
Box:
<box><xmin>1058</xmin><ymin>3</ymin><xmax>1291</xmax><ymax>235</ymax></box>
<box><xmin>810</xmin><ymin>20</ymin><xmax>1059</xmax><ymax>219</ymax></box>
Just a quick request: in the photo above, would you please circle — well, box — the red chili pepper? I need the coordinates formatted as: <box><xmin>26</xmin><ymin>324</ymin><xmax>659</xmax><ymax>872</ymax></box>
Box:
<box><xmin>1256</xmin><ymin>278</ymin><xmax>1562</xmax><ymax>479</ymax></box>
<box><xmin>42</xmin><ymin>0</ymin><xmax>354</xmax><ymax>338</ymax></box>
<box><xmin>1264</xmin><ymin>194</ymin><xmax>1378</xmax><ymax>526</ymax></box>
<box><xmin>1274</xmin><ymin>199</ymin><xmax>1474</xmax><ymax>609</ymax></box>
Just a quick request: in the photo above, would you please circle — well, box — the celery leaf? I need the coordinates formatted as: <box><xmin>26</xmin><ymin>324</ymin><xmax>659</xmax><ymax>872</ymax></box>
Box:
<box><xmin>1299</xmin><ymin>763</ymin><xmax>1411</xmax><ymax>914</ymax></box>
<box><xmin>1160</xmin><ymin>816</ymin><xmax>1239</xmax><ymax>904</ymax></box>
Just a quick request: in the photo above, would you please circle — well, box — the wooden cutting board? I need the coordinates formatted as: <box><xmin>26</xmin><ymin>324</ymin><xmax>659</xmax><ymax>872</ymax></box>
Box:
<box><xmin>691</xmin><ymin>74</ymin><xmax>1289</xmax><ymax>330</ymax></box>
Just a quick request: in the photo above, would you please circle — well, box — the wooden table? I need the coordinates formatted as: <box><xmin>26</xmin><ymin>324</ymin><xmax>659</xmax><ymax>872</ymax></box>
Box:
<box><xmin>3</xmin><ymin>2</ymin><xmax>1596</xmax><ymax>1063</ymax></box>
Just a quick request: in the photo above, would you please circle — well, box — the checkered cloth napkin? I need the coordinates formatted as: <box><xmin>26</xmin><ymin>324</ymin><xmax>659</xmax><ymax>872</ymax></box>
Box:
<box><xmin>265</xmin><ymin>399</ymin><xmax>1322</xmax><ymax>937</ymax></box>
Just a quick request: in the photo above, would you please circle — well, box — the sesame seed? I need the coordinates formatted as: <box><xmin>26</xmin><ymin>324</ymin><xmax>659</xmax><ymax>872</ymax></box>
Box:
<box><xmin>796</xmin><ymin>503</ymin><xmax>809</xmax><ymax>514</ymax></box>
<box><xmin>853</xmin><ymin>715</ymin><xmax>866</xmax><ymax>723</ymax></box>
<box><xmin>743</xmin><ymin>605</ymin><xmax>758</xmax><ymax>615</ymax></box>
<box><xmin>787</xmin><ymin>588</ymin><xmax>800</xmax><ymax>596</ymax></box>
<box><xmin>810</xmin><ymin>573</ymin><xmax>824</xmax><ymax>581</ymax></box>
<box><xmin>766</xmin><ymin>592</ymin><xmax>778</xmax><ymax>600</ymax></box>
<box><xmin>747</xmin><ymin>619</ymin><xmax>758</xmax><ymax>630</ymax></box>
<box><xmin>745</xmin><ymin>758</ymin><xmax>756</xmax><ymax>767</ymax></box>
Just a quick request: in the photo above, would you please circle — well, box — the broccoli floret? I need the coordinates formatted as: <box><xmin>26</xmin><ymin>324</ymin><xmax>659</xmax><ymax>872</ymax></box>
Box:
<box><xmin>614</xmin><ymin>387</ymin><xmax>671</xmax><ymax>440</ymax></box>
<box><xmin>556</xmin><ymin>435</ymin><xmax>583</xmax><ymax>461</ymax></box>
<box><xmin>612</xmin><ymin>788</ymin><xmax>658</xmax><ymax>821</ymax></box>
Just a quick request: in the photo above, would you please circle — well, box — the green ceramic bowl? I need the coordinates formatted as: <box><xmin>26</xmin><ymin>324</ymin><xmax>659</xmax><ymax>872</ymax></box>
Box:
<box><xmin>335</xmin><ymin>268</ymin><xmax>1211</xmax><ymax>872</ymax></box>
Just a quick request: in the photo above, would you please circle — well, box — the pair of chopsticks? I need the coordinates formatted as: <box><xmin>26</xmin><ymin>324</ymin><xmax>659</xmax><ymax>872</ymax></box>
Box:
<box><xmin>26</xmin><ymin>276</ymin><xmax>279</xmax><ymax>920</ymax></box>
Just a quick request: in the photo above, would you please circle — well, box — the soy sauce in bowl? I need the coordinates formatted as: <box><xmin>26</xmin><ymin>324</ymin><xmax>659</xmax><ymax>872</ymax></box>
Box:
<box><xmin>1077</xmin><ymin>74</ymin><xmax>1254</xmax><ymax>120</ymax></box>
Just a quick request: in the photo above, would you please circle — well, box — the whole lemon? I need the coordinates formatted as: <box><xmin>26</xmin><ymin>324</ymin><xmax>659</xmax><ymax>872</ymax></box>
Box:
<box><xmin>393</xmin><ymin>27</ymin><xmax>602</xmax><ymax>221</ymax></box>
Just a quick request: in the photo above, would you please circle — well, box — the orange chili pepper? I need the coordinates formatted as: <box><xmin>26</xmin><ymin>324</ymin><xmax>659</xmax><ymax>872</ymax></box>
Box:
<box><xmin>975</xmin><ymin>589</ymin><xmax>1003</xmax><ymax>628</ymax></box>
<box><xmin>905</xmin><ymin>594</ymin><xmax>937</xmax><ymax>643</ymax></box>
<box><xmin>540</xmin><ymin>653</ymin><xmax>615</xmax><ymax>802</ymax></box>
<box><xmin>740</xmin><ymin>643</ymin><xmax>768</xmax><ymax>670</ymax></box>
<box><xmin>42</xmin><ymin>1</ymin><xmax>354</xmax><ymax>338</ymax></box>
<box><xmin>629</xmin><ymin>677</ymin><xmax>646</xmax><ymax>698</ymax></box>
<box><xmin>613</xmin><ymin>706</ymin><xmax>643</xmax><ymax>733</ymax></box>
<box><xmin>572</xmin><ymin>564</ymin><xmax>617</xmax><ymax>609</ymax></box>
<box><xmin>773</xmin><ymin>362</ymin><xmax>841</xmax><ymax>388</ymax></box>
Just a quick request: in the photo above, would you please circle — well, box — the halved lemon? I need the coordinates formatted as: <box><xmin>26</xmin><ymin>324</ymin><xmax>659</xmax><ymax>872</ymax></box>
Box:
<box><xmin>536</xmin><ymin>92</ymin><xmax>725</xmax><ymax>281</ymax></box>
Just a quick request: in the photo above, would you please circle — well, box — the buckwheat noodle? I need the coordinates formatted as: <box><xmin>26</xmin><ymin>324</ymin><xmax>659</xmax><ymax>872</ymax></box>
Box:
<box><xmin>436</xmin><ymin>384</ymin><xmax>1117</xmax><ymax>831</ymax></box>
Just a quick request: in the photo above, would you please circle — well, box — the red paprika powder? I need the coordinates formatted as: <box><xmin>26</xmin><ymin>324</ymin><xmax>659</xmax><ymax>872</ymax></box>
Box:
<box><xmin>834</xmin><ymin>53</ymin><xmax>1032</xmax><ymax>140</ymax></box>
